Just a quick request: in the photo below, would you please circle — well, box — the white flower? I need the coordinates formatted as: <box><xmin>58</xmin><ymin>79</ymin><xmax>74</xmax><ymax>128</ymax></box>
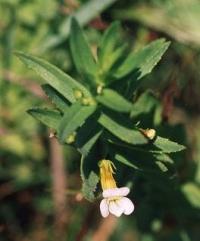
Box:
<box><xmin>100</xmin><ymin>187</ymin><xmax>134</xmax><ymax>218</ymax></box>
<box><xmin>98</xmin><ymin>160</ymin><xmax>134</xmax><ymax>218</ymax></box>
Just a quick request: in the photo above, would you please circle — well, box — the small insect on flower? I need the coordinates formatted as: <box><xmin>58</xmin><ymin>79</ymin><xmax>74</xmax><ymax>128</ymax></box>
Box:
<box><xmin>99</xmin><ymin>159</ymin><xmax>134</xmax><ymax>218</ymax></box>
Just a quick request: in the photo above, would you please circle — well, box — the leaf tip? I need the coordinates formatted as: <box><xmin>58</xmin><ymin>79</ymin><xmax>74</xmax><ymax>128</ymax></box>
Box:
<box><xmin>26</xmin><ymin>108</ymin><xmax>38</xmax><ymax>117</ymax></box>
<box><xmin>70</xmin><ymin>16</ymin><xmax>80</xmax><ymax>28</ymax></box>
<box><xmin>13</xmin><ymin>50</ymin><xmax>24</xmax><ymax>59</ymax></box>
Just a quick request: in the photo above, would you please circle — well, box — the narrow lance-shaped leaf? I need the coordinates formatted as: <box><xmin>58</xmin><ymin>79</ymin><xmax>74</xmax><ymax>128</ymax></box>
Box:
<box><xmin>98</xmin><ymin>21</ymin><xmax>123</xmax><ymax>71</ymax></box>
<box><xmin>114</xmin><ymin>38</ymin><xmax>170</xmax><ymax>79</ymax></box>
<box><xmin>15</xmin><ymin>52</ymin><xmax>91</xmax><ymax>103</ymax></box>
<box><xmin>98</xmin><ymin>21</ymin><xmax>121</xmax><ymax>61</ymax></box>
<box><xmin>130</xmin><ymin>91</ymin><xmax>158</xmax><ymax>118</ymax></box>
<box><xmin>27</xmin><ymin>108</ymin><xmax>62</xmax><ymax>130</ymax></box>
<box><xmin>78</xmin><ymin>130</ymin><xmax>102</xmax><ymax>156</ymax></box>
<box><xmin>153</xmin><ymin>136</ymin><xmax>185</xmax><ymax>153</ymax></box>
<box><xmin>110</xmin><ymin>134</ymin><xmax>185</xmax><ymax>155</ymax></box>
<box><xmin>98</xmin><ymin>113</ymin><xmax>148</xmax><ymax>145</ymax></box>
<box><xmin>115</xmin><ymin>153</ymin><xmax>140</xmax><ymax>170</ymax></box>
<box><xmin>155</xmin><ymin>161</ymin><xmax>168</xmax><ymax>172</ymax></box>
<box><xmin>58</xmin><ymin>102</ymin><xmax>96</xmax><ymax>143</ymax></box>
<box><xmin>76</xmin><ymin>114</ymin><xmax>102</xmax><ymax>156</ymax></box>
<box><xmin>42</xmin><ymin>84</ymin><xmax>69</xmax><ymax>112</ymax></box>
<box><xmin>153</xmin><ymin>153</ymin><xmax>174</xmax><ymax>164</ymax></box>
<box><xmin>70</xmin><ymin>18</ymin><xmax>97</xmax><ymax>80</ymax></box>
<box><xmin>112</xmin><ymin>146</ymin><xmax>166</xmax><ymax>173</ymax></box>
<box><xmin>96</xmin><ymin>88</ymin><xmax>133</xmax><ymax>113</ymax></box>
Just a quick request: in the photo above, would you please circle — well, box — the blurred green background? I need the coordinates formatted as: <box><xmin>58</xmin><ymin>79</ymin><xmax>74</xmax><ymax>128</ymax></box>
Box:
<box><xmin>0</xmin><ymin>0</ymin><xmax>200</xmax><ymax>240</ymax></box>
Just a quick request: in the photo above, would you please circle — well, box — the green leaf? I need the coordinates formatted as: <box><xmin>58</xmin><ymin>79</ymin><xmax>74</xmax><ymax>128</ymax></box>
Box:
<box><xmin>98</xmin><ymin>44</ymin><xmax>128</xmax><ymax>84</ymax></box>
<box><xmin>97</xmin><ymin>21</ymin><xmax>124</xmax><ymax>71</ymax></box>
<box><xmin>182</xmin><ymin>183</ymin><xmax>200</xmax><ymax>209</ymax></box>
<box><xmin>155</xmin><ymin>161</ymin><xmax>168</xmax><ymax>172</ymax></box>
<box><xmin>130</xmin><ymin>91</ymin><xmax>158</xmax><ymax>118</ymax></box>
<box><xmin>153</xmin><ymin>153</ymin><xmax>174</xmax><ymax>164</ymax></box>
<box><xmin>27</xmin><ymin>108</ymin><xmax>61</xmax><ymax>130</ymax></box>
<box><xmin>42</xmin><ymin>84</ymin><xmax>69</xmax><ymax>112</ymax></box>
<box><xmin>78</xmin><ymin>130</ymin><xmax>102</xmax><ymax>156</ymax></box>
<box><xmin>15</xmin><ymin>51</ymin><xmax>91</xmax><ymax>103</ymax></box>
<box><xmin>76</xmin><ymin>115</ymin><xmax>102</xmax><ymax>156</ymax></box>
<box><xmin>115</xmin><ymin>151</ymin><xmax>168</xmax><ymax>172</ymax></box>
<box><xmin>112</xmin><ymin>146</ymin><xmax>167</xmax><ymax>173</ymax></box>
<box><xmin>98</xmin><ymin>113</ymin><xmax>148</xmax><ymax>145</ymax></box>
<box><xmin>81</xmin><ymin>171</ymin><xmax>99</xmax><ymax>202</ymax></box>
<box><xmin>70</xmin><ymin>18</ymin><xmax>97</xmax><ymax>81</ymax></box>
<box><xmin>153</xmin><ymin>136</ymin><xmax>186</xmax><ymax>153</ymax></box>
<box><xmin>115</xmin><ymin>153</ymin><xmax>140</xmax><ymax>170</ymax></box>
<box><xmin>114</xmin><ymin>38</ymin><xmax>170</xmax><ymax>79</ymax></box>
<box><xmin>96</xmin><ymin>89</ymin><xmax>133</xmax><ymax>113</ymax></box>
<box><xmin>107</xmin><ymin>129</ymin><xmax>184</xmax><ymax>155</ymax></box>
<box><xmin>98</xmin><ymin>21</ymin><xmax>121</xmax><ymax>61</ymax></box>
<box><xmin>58</xmin><ymin>102</ymin><xmax>96</xmax><ymax>143</ymax></box>
<box><xmin>80</xmin><ymin>147</ymin><xmax>99</xmax><ymax>201</ymax></box>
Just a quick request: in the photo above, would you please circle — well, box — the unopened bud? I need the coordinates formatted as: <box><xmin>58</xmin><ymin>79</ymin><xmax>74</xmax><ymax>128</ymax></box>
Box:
<box><xmin>74</xmin><ymin>89</ymin><xmax>83</xmax><ymax>99</ymax></box>
<box><xmin>140</xmin><ymin>128</ymin><xmax>156</xmax><ymax>140</ymax></box>
<box><xmin>97</xmin><ymin>84</ymin><xmax>104</xmax><ymax>94</ymax></box>
<box><xmin>82</xmin><ymin>97</ymin><xmax>96</xmax><ymax>106</ymax></box>
<box><xmin>66</xmin><ymin>132</ymin><xmax>76</xmax><ymax>144</ymax></box>
<box><xmin>82</xmin><ymin>97</ymin><xmax>90</xmax><ymax>105</ymax></box>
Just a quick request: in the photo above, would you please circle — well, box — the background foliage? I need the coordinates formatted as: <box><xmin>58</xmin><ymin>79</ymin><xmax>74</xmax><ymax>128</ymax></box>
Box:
<box><xmin>0</xmin><ymin>0</ymin><xmax>200</xmax><ymax>241</ymax></box>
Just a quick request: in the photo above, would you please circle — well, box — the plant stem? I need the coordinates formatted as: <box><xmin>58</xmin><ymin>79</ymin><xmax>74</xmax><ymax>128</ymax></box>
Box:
<box><xmin>50</xmin><ymin>137</ymin><xmax>68</xmax><ymax>240</ymax></box>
